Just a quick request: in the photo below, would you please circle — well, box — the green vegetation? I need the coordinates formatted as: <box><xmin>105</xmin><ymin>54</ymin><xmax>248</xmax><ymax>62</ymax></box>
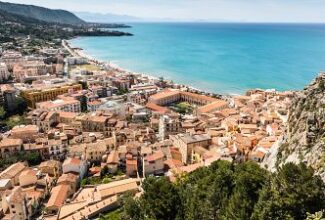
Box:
<box><xmin>319</xmin><ymin>79</ymin><xmax>325</xmax><ymax>92</ymax></box>
<box><xmin>0</xmin><ymin>151</ymin><xmax>42</xmax><ymax>170</ymax></box>
<box><xmin>122</xmin><ymin>161</ymin><xmax>325</xmax><ymax>220</ymax></box>
<box><xmin>81</xmin><ymin>168</ymin><xmax>125</xmax><ymax>186</ymax></box>
<box><xmin>171</xmin><ymin>102</ymin><xmax>194</xmax><ymax>114</ymax></box>
<box><xmin>99</xmin><ymin>208</ymin><xmax>124</xmax><ymax>220</ymax></box>
<box><xmin>0</xmin><ymin>106</ymin><xmax>6</xmax><ymax>119</ymax></box>
<box><xmin>116</xmin><ymin>88</ymin><xmax>129</xmax><ymax>95</ymax></box>
<box><xmin>5</xmin><ymin>115</ymin><xmax>26</xmax><ymax>129</ymax></box>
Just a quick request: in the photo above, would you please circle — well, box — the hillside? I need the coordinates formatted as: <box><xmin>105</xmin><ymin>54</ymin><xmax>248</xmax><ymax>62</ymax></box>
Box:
<box><xmin>263</xmin><ymin>73</ymin><xmax>325</xmax><ymax>181</ymax></box>
<box><xmin>0</xmin><ymin>1</ymin><xmax>85</xmax><ymax>25</ymax></box>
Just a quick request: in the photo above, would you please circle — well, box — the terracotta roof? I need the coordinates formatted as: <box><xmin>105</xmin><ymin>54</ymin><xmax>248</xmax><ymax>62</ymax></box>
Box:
<box><xmin>64</xmin><ymin>157</ymin><xmax>81</xmax><ymax>166</ymax></box>
<box><xmin>97</xmin><ymin>178</ymin><xmax>139</xmax><ymax>199</ymax></box>
<box><xmin>57</xmin><ymin>173</ymin><xmax>79</xmax><ymax>184</ymax></box>
<box><xmin>198</xmin><ymin>100</ymin><xmax>228</xmax><ymax>113</ymax></box>
<box><xmin>0</xmin><ymin>138</ymin><xmax>23</xmax><ymax>147</ymax></box>
<box><xmin>46</xmin><ymin>184</ymin><xmax>70</xmax><ymax>208</ymax></box>
<box><xmin>145</xmin><ymin>102</ymin><xmax>169</xmax><ymax>114</ymax></box>
<box><xmin>146</xmin><ymin>150</ymin><xmax>164</xmax><ymax>162</ymax></box>
<box><xmin>126</xmin><ymin>159</ymin><xmax>137</xmax><ymax>166</ymax></box>
<box><xmin>19</xmin><ymin>168</ymin><xmax>37</xmax><ymax>178</ymax></box>
<box><xmin>0</xmin><ymin>162</ymin><xmax>26</xmax><ymax>179</ymax></box>
<box><xmin>164</xmin><ymin>159</ymin><xmax>182</xmax><ymax>169</ymax></box>
<box><xmin>149</xmin><ymin>89</ymin><xmax>180</xmax><ymax>100</ymax></box>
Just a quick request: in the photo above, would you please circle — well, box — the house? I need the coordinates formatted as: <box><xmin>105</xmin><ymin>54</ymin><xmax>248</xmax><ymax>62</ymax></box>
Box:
<box><xmin>1</xmin><ymin>186</ymin><xmax>30</xmax><ymax>220</ymax></box>
<box><xmin>144</xmin><ymin>150</ymin><xmax>165</xmax><ymax>175</ymax></box>
<box><xmin>10</xmin><ymin>125</ymin><xmax>39</xmax><ymax>142</ymax></box>
<box><xmin>106</xmin><ymin>150</ymin><xmax>120</xmax><ymax>174</ymax></box>
<box><xmin>0</xmin><ymin>138</ymin><xmax>23</xmax><ymax>158</ymax></box>
<box><xmin>0</xmin><ymin>162</ymin><xmax>27</xmax><ymax>186</ymax></box>
<box><xmin>62</xmin><ymin>158</ymin><xmax>87</xmax><ymax>180</ymax></box>
<box><xmin>46</xmin><ymin>184</ymin><xmax>70</xmax><ymax>214</ymax></box>
<box><xmin>18</xmin><ymin>168</ymin><xmax>37</xmax><ymax>188</ymax></box>
<box><xmin>57</xmin><ymin>173</ymin><xmax>79</xmax><ymax>196</ymax></box>
<box><xmin>170</xmin><ymin>133</ymin><xmax>211</xmax><ymax>164</ymax></box>
<box><xmin>39</xmin><ymin>160</ymin><xmax>62</xmax><ymax>178</ymax></box>
<box><xmin>126</xmin><ymin>159</ymin><xmax>138</xmax><ymax>177</ymax></box>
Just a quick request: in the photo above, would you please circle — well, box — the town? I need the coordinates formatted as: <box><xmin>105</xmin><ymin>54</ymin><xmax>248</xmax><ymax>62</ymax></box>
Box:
<box><xmin>0</xmin><ymin>40</ymin><xmax>295</xmax><ymax>220</ymax></box>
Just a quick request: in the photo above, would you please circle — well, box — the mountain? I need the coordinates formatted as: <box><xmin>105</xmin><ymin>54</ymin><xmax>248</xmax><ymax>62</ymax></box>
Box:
<box><xmin>0</xmin><ymin>1</ymin><xmax>85</xmax><ymax>25</ymax></box>
<box><xmin>263</xmin><ymin>72</ymin><xmax>325</xmax><ymax>182</ymax></box>
<box><xmin>75</xmin><ymin>11</ymin><xmax>143</xmax><ymax>23</ymax></box>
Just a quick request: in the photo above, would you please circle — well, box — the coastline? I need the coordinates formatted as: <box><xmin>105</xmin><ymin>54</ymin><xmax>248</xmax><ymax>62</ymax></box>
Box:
<box><xmin>64</xmin><ymin>39</ymin><xmax>296</xmax><ymax>98</ymax></box>
<box><xmin>64</xmin><ymin>39</ymin><xmax>228</xmax><ymax>98</ymax></box>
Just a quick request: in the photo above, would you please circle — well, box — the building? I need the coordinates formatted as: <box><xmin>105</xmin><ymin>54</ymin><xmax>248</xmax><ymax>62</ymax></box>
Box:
<box><xmin>1</xmin><ymin>186</ymin><xmax>30</xmax><ymax>220</ymax></box>
<box><xmin>0</xmin><ymin>162</ymin><xmax>27</xmax><ymax>186</ymax></box>
<box><xmin>144</xmin><ymin>150</ymin><xmax>165</xmax><ymax>175</ymax></box>
<box><xmin>46</xmin><ymin>184</ymin><xmax>70</xmax><ymax>214</ymax></box>
<box><xmin>0</xmin><ymin>138</ymin><xmax>23</xmax><ymax>158</ymax></box>
<box><xmin>27</xmin><ymin>110</ymin><xmax>59</xmax><ymax>132</ymax></box>
<box><xmin>10</xmin><ymin>125</ymin><xmax>39</xmax><ymax>142</ymax></box>
<box><xmin>0</xmin><ymin>50</ymin><xmax>24</xmax><ymax>71</ymax></box>
<box><xmin>0</xmin><ymin>62</ymin><xmax>10</xmax><ymax>82</ymax></box>
<box><xmin>57</xmin><ymin>173</ymin><xmax>79</xmax><ymax>196</ymax></box>
<box><xmin>106</xmin><ymin>150</ymin><xmax>119</xmax><ymax>174</ymax></box>
<box><xmin>62</xmin><ymin>158</ymin><xmax>87</xmax><ymax>180</ymax></box>
<box><xmin>39</xmin><ymin>160</ymin><xmax>62</xmax><ymax>178</ymax></box>
<box><xmin>13</xmin><ymin>60</ymin><xmax>51</xmax><ymax>82</ymax></box>
<box><xmin>159</xmin><ymin>115</ymin><xmax>182</xmax><ymax>140</ymax></box>
<box><xmin>126</xmin><ymin>159</ymin><xmax>138</xmax><ymax>177</ymax></box>
<box><xmin>170</xmin><ymin>133</ymin><xmax>211</xmax><ymax>164</ymax></box>
<box><xmin>18</xmin><ymin>168</ymin><xmax>37</xmax><ymax>188</ymax></box>
<box><xmin>20</xmin><ymin>83</ymin><xmax>82</xmax><ymax>108</ymax></box>
<box><xmin>0</xmin><ymin>84</ymin><xmax>17</xmax><ymax>112</ymax></box>
<box><xmin>69</xmin><ymin>141</ymin><xmax>107</xmax><ymax>162</ymax></box>
<box><xmin>148</xmin><ymin>89</ymin><xmax>228</xmax><ymax>115</ymax></box>
<box><xmin>36</xmin><ymin>98</ymin><xmax>81</xmax><ymax>113</ymax></box>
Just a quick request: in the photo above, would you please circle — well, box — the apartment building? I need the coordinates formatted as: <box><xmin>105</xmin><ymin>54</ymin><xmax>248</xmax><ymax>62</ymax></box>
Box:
<box><xmin>36</xmin><ymin>98</ymin><xmax>81</xmax><ymax>113</ymax></box>
<box><xmin>20</xmin><ymin>83</ymin><xmax>82</xmax><ymax>108</ymax></box>
<box><xmin>170</xmin><ymin>133</ymin><xmax>211</xmax><ymax>164</ymax></box>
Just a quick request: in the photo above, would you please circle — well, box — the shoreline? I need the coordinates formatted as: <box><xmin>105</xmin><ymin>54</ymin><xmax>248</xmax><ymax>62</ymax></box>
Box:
<box><xmin>64</xmin><ymin>39</ymin><xmax>291</xmax><ymax>98</ymax></box>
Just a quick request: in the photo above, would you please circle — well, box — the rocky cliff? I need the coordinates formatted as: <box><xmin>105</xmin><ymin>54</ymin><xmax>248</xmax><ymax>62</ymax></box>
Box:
<box><xmin>265</xmin><ymin>73</ymin><xmax>325</xmax><ymax>181</ymax></box>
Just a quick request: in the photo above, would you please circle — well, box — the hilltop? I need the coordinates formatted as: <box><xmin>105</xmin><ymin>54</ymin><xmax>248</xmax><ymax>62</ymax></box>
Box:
<box><xmin>0</xmin><ymin>1</ymin><xmax>85</xmax><ymax>25</ymax></box>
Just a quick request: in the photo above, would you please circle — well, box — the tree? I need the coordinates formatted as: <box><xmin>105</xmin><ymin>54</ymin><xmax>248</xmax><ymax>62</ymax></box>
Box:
<box><xmin>0</xmin><ymin>106</ymin><xmax>6</xmax><ymax>119</ymax></box>
<box><xmin>124</xmin><ymin>177</ymin><xmax>181</xmax><ymax>220</ymax></box>
<box><xmin>100</xmin><ymin>165</ymin><xmax>109</xmax><ymax>178</ymax></box>
<box><xmin>251</xmin><ymin>163</ymin><xmax>325</xmax><ymax>220</ymax></box>
<box><xmin>5</xmin><ymin>115</ymin><xmax>25</xmax><ymax>129</ymax></box>
<box><xmin>222</xmin><ymin>162</ymin><xmax>267</xmax><ymax>220</ymax></box>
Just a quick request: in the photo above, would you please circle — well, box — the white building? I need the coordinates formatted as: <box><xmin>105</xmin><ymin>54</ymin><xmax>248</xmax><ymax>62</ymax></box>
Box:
<box><xmin>62</xmin><ymin>157</ymin><xmax>87</xmax><ymax>180</ymax></box>
<box><xmin>0</xmin><ymin>62</ymin><xmax>10</xmax><ymax>82</ymax></box>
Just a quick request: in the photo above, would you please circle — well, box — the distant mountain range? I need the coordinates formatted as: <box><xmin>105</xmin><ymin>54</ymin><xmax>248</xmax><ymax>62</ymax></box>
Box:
<box><xmin>75</xmin><ymin>11</ymin><xmax>233</xmax><ymax>23</ymax></box>
<box><xmin>75</xmin><ymin>12</ymin><xmax>143</xmax><ymax>23</ymax></box>
<box><xmin>0</xmin><ymin>1</ymin><xmax>85</xmax><ymax>25</ymax></box>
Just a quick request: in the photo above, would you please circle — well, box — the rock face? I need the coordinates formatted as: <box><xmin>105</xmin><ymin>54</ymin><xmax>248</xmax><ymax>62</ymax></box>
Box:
<box><xmin>266</xmin><ymin>73</ymin><xmax>325</xmax><ymax>181</ymax></box>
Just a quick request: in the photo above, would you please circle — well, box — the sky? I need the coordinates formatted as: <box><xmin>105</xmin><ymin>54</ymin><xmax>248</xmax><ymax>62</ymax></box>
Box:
<box><xmin>3</xmin><ymin>0</ymin><xmax>325</xmax><ymax>22</ymax></box>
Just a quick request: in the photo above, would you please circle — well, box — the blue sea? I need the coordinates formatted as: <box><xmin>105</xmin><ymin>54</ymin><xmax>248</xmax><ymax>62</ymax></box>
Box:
<box><xmin>70</xmin><ymin>23</ymin><xmax>325</xmax><ymax>94</ymax></box>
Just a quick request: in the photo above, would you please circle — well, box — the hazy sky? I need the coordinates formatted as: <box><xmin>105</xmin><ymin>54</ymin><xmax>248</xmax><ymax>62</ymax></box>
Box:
<box><xmin>4</xmin><ymin>0</ymin><xmax>325</xmax><ymax>22</ymax></box>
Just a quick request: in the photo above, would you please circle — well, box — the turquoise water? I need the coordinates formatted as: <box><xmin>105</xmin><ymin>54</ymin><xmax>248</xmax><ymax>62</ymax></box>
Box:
<box><xmin>70</xmin><ymin>23</ymin><xmax>325</xmax><ymax>94</ymax></box>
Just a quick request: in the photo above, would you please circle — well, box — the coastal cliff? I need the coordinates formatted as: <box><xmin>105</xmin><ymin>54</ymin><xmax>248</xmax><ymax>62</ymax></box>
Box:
<box><xmin>264</xmin><ymin>73</ymin><xmax>325</xmax><ymax>181</ymax></box>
